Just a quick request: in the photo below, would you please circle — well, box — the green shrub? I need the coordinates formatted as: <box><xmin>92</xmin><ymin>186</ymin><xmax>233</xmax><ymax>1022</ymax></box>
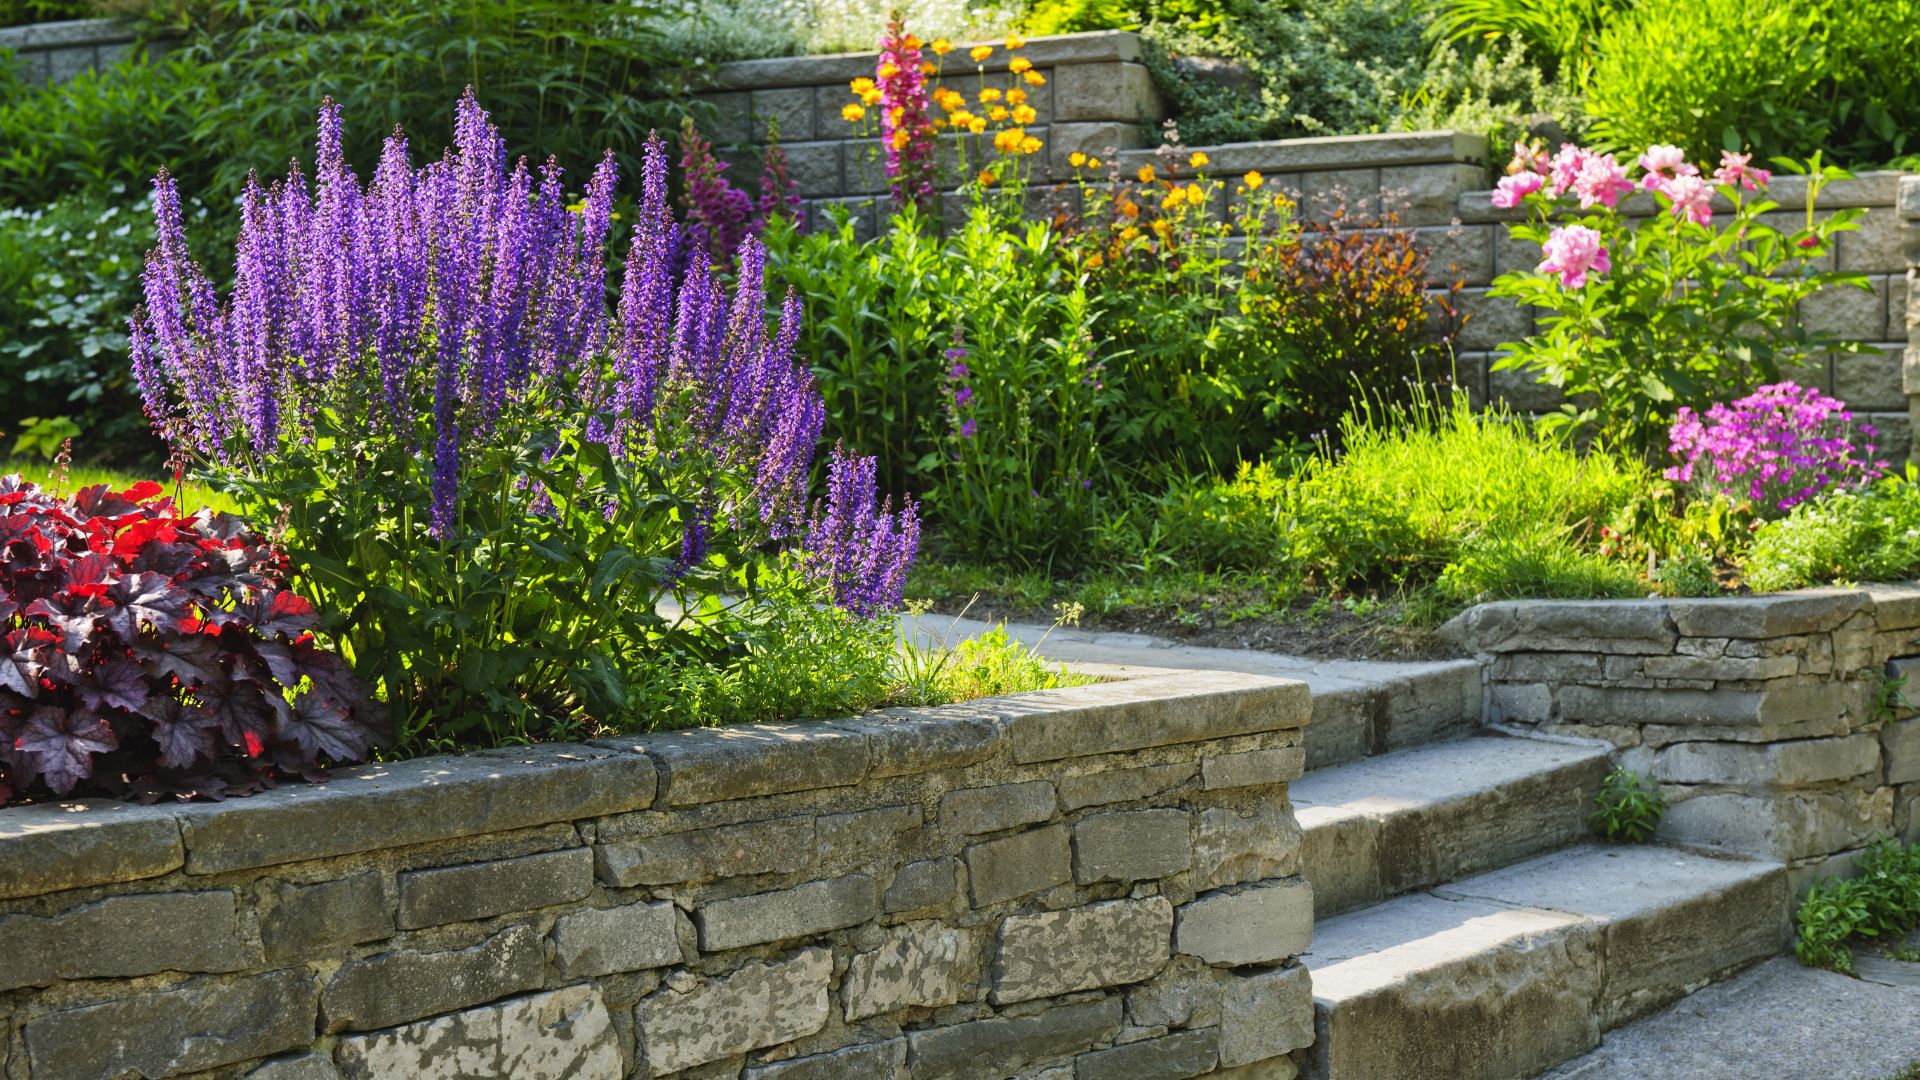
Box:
<box><xmin>1586</xmin><ymin>0</ymin><xmax>1920</xmax><ymax>165</ymax></box>
<box><xmin>1743</xmin><ymin>474</ymin><xmax>1920</xmax><ymax>592</ymax></box>
<box><xmin>1796</xmin><ymin>837</ymin><xmax>1920</xmax><ymax>973</ymax></box>
<box><xmin>1588</xmin><ymin>768</ymin><xmax>1666</xmax><ymax>843</ymax></box>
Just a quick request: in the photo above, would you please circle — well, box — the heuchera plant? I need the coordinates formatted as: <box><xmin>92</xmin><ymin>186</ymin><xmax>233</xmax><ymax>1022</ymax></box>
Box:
<box><xmin>128</xmin><ymin>94</ymin><xmax>916</xmax><ymax>749</ymax></box>
<box><xmin>1488</xmin><ymin>142</ymin><xmax>1872</xmax><ymax>455</ymax></box>
<box><xmin>0</xmin><ymin>476</ymin><xmax>374</xmax><ymax>805</ymax></box>
<box><xmin>1666</xmin><ymin>381</ymin><xmax>1886</xmax><ymax>517</ymax></box>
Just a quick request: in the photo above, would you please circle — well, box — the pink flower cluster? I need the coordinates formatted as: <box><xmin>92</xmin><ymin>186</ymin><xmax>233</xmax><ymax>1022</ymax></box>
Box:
<box><xmin>1665</xmin><ymin>382</ymin><xmax>1886</xmax><ymax>515</ymax></box>
<box><xmin>1493</xmin><ymin>142</ymin><xmax>1775</xmax><ymax>290</ymax></box>
<box><xmin>877</xmin><ymin>18</ymin><xmax>936</xmax><ymax>212</ymax></box>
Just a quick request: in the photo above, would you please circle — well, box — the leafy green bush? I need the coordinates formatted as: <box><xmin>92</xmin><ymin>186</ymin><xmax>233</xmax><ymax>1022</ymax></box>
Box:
<box><xmin>1743</xmin><ymin>473</ymin><xmax>1920</xmax><ymax>592</ymax></box>
<box><xmin>1586</xmin><ymin>0</ymin><xmax>1920</xmax><ymax>164</ymax></box>
<box><xmin>1797</xmin><ymin>838</ymin><xmax>1920</xmax><ymax>973</ymax></box>
<box><xmin>1588</xmin><ymin>768</ymin><xmax>1666</xmax><ymax>842</ymax></box>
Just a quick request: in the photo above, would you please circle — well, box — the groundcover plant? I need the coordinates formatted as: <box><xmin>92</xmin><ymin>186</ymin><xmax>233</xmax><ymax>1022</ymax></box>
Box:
<box><xmin>128</xmin><ymin>93</ymin><xmax>919</xmax><ymax>752</ymax></box>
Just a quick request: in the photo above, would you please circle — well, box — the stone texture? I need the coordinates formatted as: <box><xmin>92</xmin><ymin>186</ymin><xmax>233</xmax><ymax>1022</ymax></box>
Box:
<box><xmin>398</xmin><ymin>847</ymin><xmax>593</xmax><ymax>928</ymax></box>
<box><xmin>321</xmin><ymin>925</ymin><xmax>547</xmax><ymax>1033</ymax></box>
<box><xmin>993</xmin><ymin>896</ymin><xmax>1175</xmax><ymax>1003</ymax></box>
<box><xmin>264</xmin><ymin>872</ymin><xmax>393</xmax><ymax>959</ymax></box>
<box><xmin>1073</xmin><ymin>807</ymin><xmax>1193</xmax><ymax>883</ymax></box>
<box><xmin>552</xmin><ymin>901</ymin><xmax>681</xmax><ymax>978</ymax></box>
<box><xmin>1193</xmin><ymin>802</ymin><xmax>1303</xmax><ymax>890</ymax></box>
<box><xmin>1653</xmin><ymin>735</ymin><xmax>1881</xmax><ymax>789</ymax></box>
<box><xmin>0</xmin><ymin>889</ymin><xmax>255</xmax><ymax>992</ymax></box>
<box><xmin>965</xmin><ymin>824</ymin><xmax>1072</xmax><ymax>906</ymax></box>
<box><xmin>596</xmin><ymin>814</ymin><xmax>815</xmax><ymax>885</ymax></box>
<box><xmin>697</xmin><ymin>873</ymin><xmax>878</xmax><ymax>951</ymax></box>
<box><xmin>633</xmin><ymin>947</ymin><xmax>833</xmax><ymax>1075</ymax></box>
<box><xmin>843</xmin><ymin>920</ymin><xmax>978</xmax><ymax>1020</ymax></box>
<box><xmin>1058</xmin><ymin>761</ymin><xmax>1195</xmax><ymax>809</ymax></box>
<box><xmin>939</xmin><ymin>779</ymin><xmax>1056</xmax><ymax>835</ymax></box>
<box><xmin>885</xmin><ymin>856</ymin><xmax>962</xmax><ymax>912</ymax></box>
<box><xmin>1219</xmin><ymin>965</ymin><xmax>1315</xmax><ymax>1068</ymax></box>
<box><xmin>24</xmin><ymin>970</ymin><xmax>316</xmax><ymax>1080</ymax></box>
<box><xmin>177</xmin><ymin>743</ymin><xmax>656</xmax><ymax>873</ymax></box>
<box><xmin>1176</xmin><ymin>881</ymin><xmax>1315</xmax><ymax>966</ymax></box>
<box><xmin>1202</xmin><ymin>747</ymin><xmax>1306</xmax><ymax>790</ymax></box>
<box><xmin>0</xmin><ymin>798</ymin><xmax>183</xmax><ymax>900</ymax></box>
<box><xmin>744</xmin><ymin>1038</ymin><xmax>907</xmax><ymax>1080</ymax></box>
<box><xmin>334</xmin><ymin>985</ymin><xmax>621</xmax><ymax>1080</ymax></box>
<box><xmin>1074</xmin><ymin>1028</ymin><xmax>1220</xmax><ymax>1080</ymax></box>
<box><xmin>905</xmin><ymin>996</ymin><xmax>1124</xmax><ymax>1080</ymax></box>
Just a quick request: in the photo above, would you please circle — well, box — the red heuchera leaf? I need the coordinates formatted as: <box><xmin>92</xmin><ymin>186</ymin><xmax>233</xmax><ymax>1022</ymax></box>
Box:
<box><xmin>0</xmin><ymin>473</ymin><xmax>374</xmax><ymax>804</ymax></box>
<box><xmin>16</xmin><ymin>705</ymin><xmax>116</xmax><ymax>794</ymax></box>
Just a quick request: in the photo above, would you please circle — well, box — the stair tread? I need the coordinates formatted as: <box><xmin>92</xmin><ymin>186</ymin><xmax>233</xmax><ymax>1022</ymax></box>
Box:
<box><xmin>1306</xmin><ymin>843</ymin><xmax>1783</xmax><ymax>1001</ymax></box>
<box><xmin>1291</xmin><ymin>734</ymin><xmax>1610</xmax><ymax>819</ymax></box>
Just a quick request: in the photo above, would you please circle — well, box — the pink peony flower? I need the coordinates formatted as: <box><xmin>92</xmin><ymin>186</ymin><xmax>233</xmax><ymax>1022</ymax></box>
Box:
<box><xmin>1491</xmin><ymin>170</ymin><xmax>1546</xmax><ymax>208</ymax></box>
<box><xmin>1663</xmin><ymin>173</ymin><xmax>1713</xmax><ymax>225</ymax></box>
<box><xmin>1636</xmin><ymin>144</ymin><xmax>1698</xmax><ymax>192</ymax></box>
<box><xmin>1538</xmin><ymin>224</ymin><xmax>1611</xmax><ymax>288</ymax></box>
<box><xmin>1572</xmin><ymin>152</ymin><xmax>1634</xmax><ymax>208</ymax></box>
<box><xmin>1713</xmin><ymin>150</ymin><xmax>1770</xmax><ymax>191</ymax></box>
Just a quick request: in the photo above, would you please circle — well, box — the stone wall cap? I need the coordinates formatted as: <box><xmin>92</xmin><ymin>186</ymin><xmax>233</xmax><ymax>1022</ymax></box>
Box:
<box><xmin>1117</xmin><ymin>130</ymin><xmax>1490</xmax><ymax>174</ymax></box>
<box><xmin>705</xmin><ymin>30</ymin><xmax>1142</xmax><ymax>90</ymax></box>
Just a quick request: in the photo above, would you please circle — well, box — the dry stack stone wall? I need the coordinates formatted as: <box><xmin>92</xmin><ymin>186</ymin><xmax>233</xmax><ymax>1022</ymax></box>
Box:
<box><xmin>702</xmin><ymin>31</ymin><xmax>1920</xmax><ymax>456</ymax></box>
<box><xmin>0</xmin><ymin>670</ymin><xmax>1317</xmax><ymax>1080</ymax></box>
<box><xmin>1446</xmin><ymin>588</ymin><xmax>1920</xmax><ymax>891</ymax></box>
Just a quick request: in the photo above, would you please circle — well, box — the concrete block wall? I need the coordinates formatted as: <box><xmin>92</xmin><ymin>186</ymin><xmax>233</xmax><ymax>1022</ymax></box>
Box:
<box><xmin>0</xmin><ymin>670</ymin><xmax>1316</xmax><ymax>1080</ymax></box>
<box><xmin>1445</xmin><ymin>587</ymin><xmax>1920</xmax><ymax>893</ymax></box>
<box><xmin>0</xmin><ymin>18</ymin><xmax>154</xmax><ymax>86</ymax></box>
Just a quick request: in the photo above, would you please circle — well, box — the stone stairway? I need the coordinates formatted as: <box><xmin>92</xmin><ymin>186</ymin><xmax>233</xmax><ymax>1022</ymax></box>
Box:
<box><xmin>979</xmin><ymin>618</ymin><xmax>1797</xmax><ymax>1080</ymax></box>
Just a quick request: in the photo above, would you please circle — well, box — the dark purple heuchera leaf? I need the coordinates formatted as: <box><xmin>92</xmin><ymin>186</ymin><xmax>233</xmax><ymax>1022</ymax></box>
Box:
<box><xmin>16</xmin><ymin>706</ymin><xmax>116</xmax><ymax>794</ymax></box>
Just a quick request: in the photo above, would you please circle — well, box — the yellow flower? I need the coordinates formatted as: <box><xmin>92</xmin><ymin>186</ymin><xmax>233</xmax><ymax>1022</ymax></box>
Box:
<box><xmin>1009</xmin><ymin>57</ymin><xmax>1033</xmax><ymax>73</ymax></box>
<box><xmin>1023</xmin><ymin>70</ymin><xmax>1046</xmax><ymax>86</ymax></box>
<box><xmin>979</xmin><ymin>169</ymin><xmax>997</xmax><ymax>185</ymax></box>
<box><xmin>1085</xmin><ymin>252</ymin><xmax>1104</xmax><ymax>269</ymax></box>
<box><xmin>891</xmin><ymin>128</ymin><xmax>911</xmax><ymax>150</ymax></box>
<box><xmin>1006</xmin><ymin>34</ymin><xmax>1026</xmax><ymax>49</ymax></box>
<box><xmin>979</xmin><ymin>87</ymin><xmax>1002</xmax><ymax>103</ymax></box>
<box><xmin>1068</xmin><ymin>151</ymin><xmax>1087</xmax><ymax>167</ymax></box>
<box><xmin>1243</xmin><ymin>170</ymin><xmax>1264</xmax><ymax>189</ymax></box>
<box><xmin>1087</xmin><ymin>156</ymin><xmax>1101</xmax><ymax>169</ymax></box>
<box><xmin>862</xmin><ymin>88</ymin><xmax>884</xmax><ymax>106</ymax></box>
<box><xmin>1189</xmin><ymin>151</ymin><xmax>1209</xmax><ymax>168</ymax></box>
<box><xmin>850</xmin><ymin>77</ymin><xmax>875</xmax><ymax>94</ymax></box>
<box><xmin>989</xmin><ymin>106</ymin><xmax>1009</xmax><ymax>122</ymax></box>
<box><xmin>1137</xmin><ymin>165</ymin><xmax>1155</xmax><ymax>183</ymax></box>
<box><xmin>968</xmin><ymin>116</ymin><xmax>988</xmax><ymax>134</ymax></box>
<box><xmin>878</xmin><ymin>62</ymin><xmax>900</xmax><ymax>79</ymax></box>
<box><xmin>970</xmin><ymin>45</ymin><xmax>993</xmax><ymax>62</ymax></box>
<box><xmin>1012</xmin><ymin>104</ymin><xmax>1037</xmax><ymax>124</ymax></box>
<box><xmin>841</xmin><ymin>103</ymin><xmax>866</xmax><ymax>122</ymax></box>
<box><xmin>1019</xmin><ymin>135</ymin><xmax>1043</xmax><ymax>155</ymax></box>
<box><xmin>932</xmin><ymin>38</ymin><xmax>953</xmax><ymax>55</ymax></box>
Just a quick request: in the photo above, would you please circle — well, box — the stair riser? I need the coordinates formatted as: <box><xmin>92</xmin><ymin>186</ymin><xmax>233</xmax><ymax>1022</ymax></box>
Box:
<box><xmin>1303</xmin><ymin>756</ymin><xmax>1610</xmax><ymax>918</ymax></box>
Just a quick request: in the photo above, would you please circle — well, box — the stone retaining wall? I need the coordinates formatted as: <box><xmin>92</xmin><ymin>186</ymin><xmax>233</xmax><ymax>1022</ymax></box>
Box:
<box><xmin>701</xmin><ymin>31</ymin><xmax>1920</xmax><ymax>455</ymax></box>
<box><xmin>0</xmin><ymin>670</ymin><xmax>1316</xmax><ymax>1080</ymax></box>
<box><xmin>0</xmin><ymin>18</ymin><xmax>152</xmax><ymax>86</ymax></box>
<box><xmin>1445</xmin><ymin>587</ymin><xmax>1920</xmax><ymax>891</ymax></box>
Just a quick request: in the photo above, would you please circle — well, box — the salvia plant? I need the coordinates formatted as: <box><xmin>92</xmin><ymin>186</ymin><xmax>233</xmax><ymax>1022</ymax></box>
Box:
<box><xmin>128</xmin><ymin>92</ymin><xmax>918</xmax><ymax>750</ymax></box>
<box><xmin>0</xmin><ymin>475</ymin><xmax>375</xmax><ymax>805</ymax></box>
<box><xmin>1666</xmin><ymin>381</ymin><xmax>1886</xmax><ymax>517</ymax></box>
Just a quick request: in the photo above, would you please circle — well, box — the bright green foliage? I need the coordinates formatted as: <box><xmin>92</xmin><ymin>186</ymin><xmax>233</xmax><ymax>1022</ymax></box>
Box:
<box><xmin>1588</xmin><ymin>768</ymin><xmax>1666</xmax><ymax>843</ymax></box>
<box><xmin>1744</xmin><ymin>472</ymin><xmax>1920</xmax><ymax>592</ymax></box>
<box><xmin>1796</xmin><ymin>838</ymin><xmax>1920</xmax><ymax>973</ymax></box>
<box><xmin>1587</xmin><ymin>0</ymin><xmax>1920</xmax><ymax>165</ymax></box>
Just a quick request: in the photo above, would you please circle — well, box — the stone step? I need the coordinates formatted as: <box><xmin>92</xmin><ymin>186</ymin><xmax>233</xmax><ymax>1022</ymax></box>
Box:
<box><xmin>1292</xmin><ymin>734</ymin><xmax>1613</xmax><ymax>917</ymax></box>
<box><xmin>908</xmin><ymin>615</ymin><xmax>1484</xmax><ymax>770</ymax></box>
<box><xmin>1301</xmin><ymin>844</ymin><xmax>1790</xmax><ymax>1080</ymax></box>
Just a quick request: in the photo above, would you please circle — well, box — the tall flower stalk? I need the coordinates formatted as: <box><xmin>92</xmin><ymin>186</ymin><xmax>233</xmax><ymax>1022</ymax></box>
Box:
<box><xmin>129</xmin><ymin>92</ymin><xmax>917</xmax><ymax>746</ymax></box>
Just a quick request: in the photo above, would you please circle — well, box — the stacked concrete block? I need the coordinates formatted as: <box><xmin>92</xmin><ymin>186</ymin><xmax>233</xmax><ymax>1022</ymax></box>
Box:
<box><xmin>0</xmin><ymin>669</ymin><xmax>1317</xmax><ymax>1079</ymax></box>
<box><xmin>1446</xmin><ymin>586</ymin><xmax>1920</xmax><ymax>891</ymax></box>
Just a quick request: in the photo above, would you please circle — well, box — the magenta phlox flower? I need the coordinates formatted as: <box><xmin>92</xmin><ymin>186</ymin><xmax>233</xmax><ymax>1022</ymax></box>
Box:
<box><xmin>1665</xmin><ymin>382</ymin><xmax>1886</xmax><ymax>515</ymax></box>
<box><xmin>1537</xmin><ymin>225</ymin><xmax>1611</xmax><ymax>288</ymax></box>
